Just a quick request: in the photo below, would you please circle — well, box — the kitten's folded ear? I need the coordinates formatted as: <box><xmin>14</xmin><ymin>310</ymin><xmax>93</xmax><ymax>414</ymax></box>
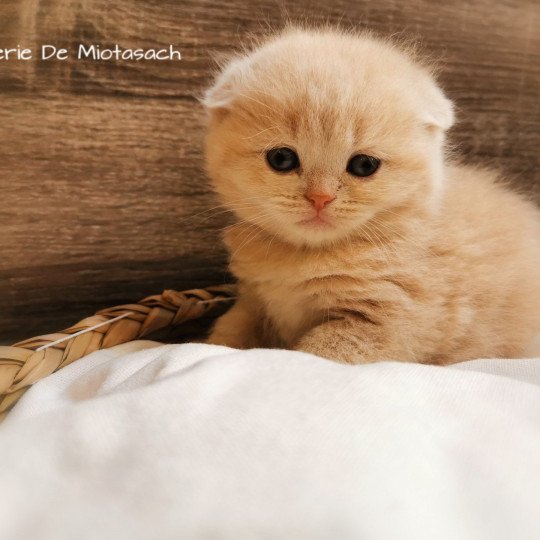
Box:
<box><xmin>202</xmin><ymin>56</ymin><xmax>251</xmax><ymax>119</ymax></box>
<box><xmin>421</xmin><ymin>79</ymin><xmax>455</xmax><ymax>132</ymax></box>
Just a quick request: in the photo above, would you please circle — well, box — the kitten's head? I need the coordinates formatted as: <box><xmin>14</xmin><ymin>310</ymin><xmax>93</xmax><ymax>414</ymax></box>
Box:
<box><xmin>203</xmin><ymin>28</ymin><xmax>454</xmax><ymax>246</ymax></box>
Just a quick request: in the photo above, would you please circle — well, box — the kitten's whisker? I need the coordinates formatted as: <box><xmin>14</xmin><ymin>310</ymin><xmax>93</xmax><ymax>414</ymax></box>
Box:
<box><xmin>369</xmin><ymin>217</ymin><xmax>426</xmax><ymax>252</ymax></box>
<box><xmin>229</xmin><ymin>216</ymin><xmax>276</xmax><ymax>260</ymax></box>
<box><xmin>358</xmin><ymin>223</ymin><xmax>396</xmax><ymax>263</ymax></box>
<box><xmin>180</xmin><ymin>197</ymin><xmax>267</xmax><ymax>221</ymax></box>
<box><xmin>187</xmin><ymin>207</ymin><xmax>261</xmax><ymax>226</ymax></box>
<box><xmin>235</xmin><ymin>107</ymin><xmax>276</xmax><ymax>124</ymax></box>
<box><xmin>224</xmin><ymin>211</ymin><xmax>277</xmax><ymax>237</ymax></box>
<box><xmin>182</xmin><ymin>196</ymin><xmax>277</xmax><ymax>223</ymax></box>
<box><xmin>264</xmin><ymin>231</ymin><xmax>279</xmax><ymax>261</ymax></box>
<box><xmin>242</xmin><ymin>125</ymin><xmax>281</xmax><ymax>139</ymax></box>
<box><xmin>236</xmin><ymin>92</ymin><xmax>280</xmax><ymax>115</ymax></box>
<box><xmin>370</xmin><ymin>229</ymin><xmax>397</xmax><ymax>261</ymax></box>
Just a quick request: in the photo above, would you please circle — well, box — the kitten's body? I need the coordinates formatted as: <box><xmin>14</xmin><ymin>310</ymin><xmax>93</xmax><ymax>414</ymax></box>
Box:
<box><xmin>204</xmin><ymin>28</ymin><xmax>540</xmax><ymax>364</ymax></box>
<box><xmin>212</xmin><ymin>165</ymin><xmax>540</xmax><ymax>364</ymax></box>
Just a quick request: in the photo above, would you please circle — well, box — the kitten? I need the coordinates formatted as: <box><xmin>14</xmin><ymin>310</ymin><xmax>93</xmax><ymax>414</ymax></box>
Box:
<box><xmin>202</xmin><ymin>27</ymin><xmax>540</xmax><ymax>365</ymax></box>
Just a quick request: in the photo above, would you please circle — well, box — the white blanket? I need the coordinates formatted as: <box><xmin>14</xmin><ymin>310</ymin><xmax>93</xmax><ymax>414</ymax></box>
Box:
<box><xmin>1</xmin><ymin>342</ymin><xmax>539</xmax><ymax>540</ymax></box>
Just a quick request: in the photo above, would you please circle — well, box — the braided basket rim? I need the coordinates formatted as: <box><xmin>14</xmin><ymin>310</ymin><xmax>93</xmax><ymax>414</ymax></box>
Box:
<box><xmin>0</xmin><ymin>284</ymin><xmax>237</xmax><ymax>420</ymax></box>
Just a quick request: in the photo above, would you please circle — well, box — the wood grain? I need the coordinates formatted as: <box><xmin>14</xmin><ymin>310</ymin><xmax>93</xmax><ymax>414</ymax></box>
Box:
<box><xmin>1</xmin><ymin>0</ymin><xmax>539</xmax><ymax>342</ymax></box>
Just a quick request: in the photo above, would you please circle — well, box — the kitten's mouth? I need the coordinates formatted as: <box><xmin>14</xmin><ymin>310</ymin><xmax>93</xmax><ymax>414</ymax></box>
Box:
<box><xmin>298</xmin><ymin>215</ymin><xmax>334</xmax><ymax>228</ymax></box>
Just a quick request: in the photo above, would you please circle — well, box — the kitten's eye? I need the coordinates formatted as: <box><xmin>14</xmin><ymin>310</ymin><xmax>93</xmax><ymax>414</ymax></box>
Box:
<box><xmin>266</xmin><ymin>147</ymin><xmax>300</xmax><ymax>172</ymax></box>
<box><xmin>346</xmin><ymin>154</ymin><xmax>380</xmax><ymax>177</ymax></box>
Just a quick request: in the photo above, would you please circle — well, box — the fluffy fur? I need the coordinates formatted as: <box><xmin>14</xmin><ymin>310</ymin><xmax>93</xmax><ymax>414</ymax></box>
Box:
<box><xmin>203</xmin><ymin>27</ymin><xmax>540</xmax><ymax>364</ymax></box>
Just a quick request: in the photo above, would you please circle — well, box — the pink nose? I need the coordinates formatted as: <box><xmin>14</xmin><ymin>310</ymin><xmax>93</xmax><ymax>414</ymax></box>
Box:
<box><xmin>305</xmin><ymin>191</ymin><xmax>336</xmax><ymax>211</ymax></box>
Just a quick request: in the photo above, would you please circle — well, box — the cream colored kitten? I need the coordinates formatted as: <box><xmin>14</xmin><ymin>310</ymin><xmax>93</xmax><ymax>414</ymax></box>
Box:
<box><xmin>203</xmin><ymin>27</ymin><xmax>540</xmax><ymax>365</ymax></box>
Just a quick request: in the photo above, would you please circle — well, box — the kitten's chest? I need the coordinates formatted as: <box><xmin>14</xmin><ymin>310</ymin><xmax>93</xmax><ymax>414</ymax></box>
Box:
<box><xmin>253</xmin><ymin>278</ymin><xmax>324</xmax><ymax>345</ymax></box>
<box><xmin>226</xmin><ymin>229</ymin><xmax>372</xmax><ymax>345</ymax></box>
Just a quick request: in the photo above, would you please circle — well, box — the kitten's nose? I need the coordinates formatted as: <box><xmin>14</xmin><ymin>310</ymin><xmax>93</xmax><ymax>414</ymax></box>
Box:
<box><xmin>305</xmin><ymin>191</ymin><xmax>336</xmax><ymax>211</ymax></box>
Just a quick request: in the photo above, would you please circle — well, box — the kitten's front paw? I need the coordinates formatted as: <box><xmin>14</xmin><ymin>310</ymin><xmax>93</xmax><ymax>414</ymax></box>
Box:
<box><xmin>294</xmin><ymin>327</ymin><xmax>376</xmax><ymax>364</ymax></box>
<box><xmin>295</xmin><ymin>336</ymin><xmax>362</xmax><ymax>364</ymax></box>
<box><xmin>206</xmin><ymin>331</ymin><xmax>250</xmax><ymax>349</ymax></box>
<box><xmin>206</xmin><ymin>299</ymin><xmax>262</xmax><ymax>349</ymax></box>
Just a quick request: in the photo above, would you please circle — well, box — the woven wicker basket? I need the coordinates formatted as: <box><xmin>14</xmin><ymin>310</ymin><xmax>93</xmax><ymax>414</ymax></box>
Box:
<box><xmin>0</xmin><ymin>284</ymin><xmax>237</xmax><ymax>420</ymax></box>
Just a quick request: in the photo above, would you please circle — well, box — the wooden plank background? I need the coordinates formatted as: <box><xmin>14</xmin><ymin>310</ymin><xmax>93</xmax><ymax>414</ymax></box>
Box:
<box><xmin>1</xmin><ymin>0</ymin><xmax>539</xmax><ymax>343</ymax></box>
